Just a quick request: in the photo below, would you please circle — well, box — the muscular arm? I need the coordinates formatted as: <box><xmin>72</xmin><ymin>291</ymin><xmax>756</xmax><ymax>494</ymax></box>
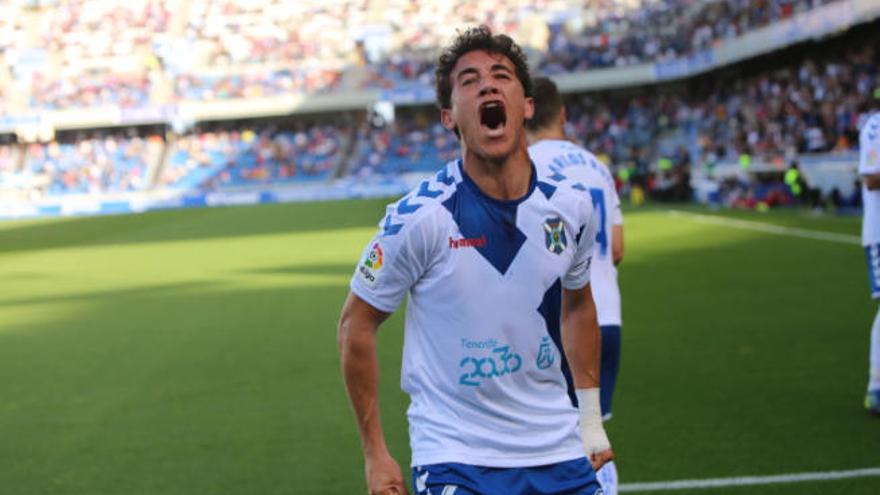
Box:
<box><xmin>561</xmin><ymin>283</ymin><xmax>601</xmax><ymax>389</ymax></box>
<box><xmin>561</xmin><ymin>283</ymin><xmax>614</xmax><ymax>470</ymax></box>
<box><xmin>611</xmin><ymin>224</ymin><xmax>624</xmax><ymax>266</ymax></box>
<box><xmin>864</xmin><ymin>173</ymin><xmax>880</xmax><ymax>191</ymax></box>
<box><xmin>337</xmin><ymin>292</ymin><xmax>408</xmax><ymax>495</ymax></box>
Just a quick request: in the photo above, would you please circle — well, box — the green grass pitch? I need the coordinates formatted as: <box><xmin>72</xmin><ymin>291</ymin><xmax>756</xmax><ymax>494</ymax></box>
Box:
<box><xmin>0</xmin><ymin>200</ymin><xmax>877</xmax><ymax>494</ymax></box>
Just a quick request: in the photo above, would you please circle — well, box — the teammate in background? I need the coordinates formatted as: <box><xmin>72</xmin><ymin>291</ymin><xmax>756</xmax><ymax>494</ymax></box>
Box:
<box><xmin>527</xmin><ymin>76</ymin><xmax>625</xmax><ymax>495</ymax></box>
<box><xmin>338</xmin><ymin>26</ymin><xmax>612</xmax><ymax>495</ymax></box>
<box><xmin>860</xmin><ymin>110</ymin><xmax>880</xmax><ymax>415</ymax></box>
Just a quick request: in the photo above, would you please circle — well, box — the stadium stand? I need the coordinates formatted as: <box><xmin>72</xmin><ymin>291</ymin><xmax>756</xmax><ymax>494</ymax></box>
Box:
<box><xmin>538</xmin><ymin>0</ymin><xmax>840</xmax><ymax>73</ymax></box>
<box><xmin>172</xmin><ymin>69</ymin><xmax>341</xmax><ymax>101</ymax></box>
<box><xmin>161</xmin><ymin>121</ymin><xmax>350</xmax><ymax>190</ymax></box>
<box><xmin>0</xmin><ymin>143</ymin><xmax>17</xmax><ymax>175</ymax></box>
<box><xmin>22</xmin><ymin>132</ymin><xmax>163</xmax><ymax>197</ymax></box>
<box><xmin>26</xmin><ymin>0</ymin><xmax>169</xmax><ymax>110</ymax></box>
<box><xmin>0</xmin><ymin>0</ymin><xmax>877</xmax><ymax>219</ymax></box>
<box><xmin>347</xmin><ymin>112</ymin><xmax>459</xmax><ymax>178</ymax></box>
<box><xmin>31</xmin><ymin>72</ymin><xmax>152</xmax><ymax>110</ymax></box>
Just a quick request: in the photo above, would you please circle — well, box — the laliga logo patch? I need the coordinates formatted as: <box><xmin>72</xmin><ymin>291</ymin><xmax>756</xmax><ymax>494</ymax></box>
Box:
<box><xmin>543</xmin><ymin>217</ymin><xmax>567</xmax><ymax>254</ymax></box>
<box><xmin>365</xmin><ymin>242</ymin><xmax>383</xmax><ymax>271</ymax></box>
<box><xmin>359</xmin><ymin>241</ymin><xmax>384</xmax><ymax>285</ymax></box>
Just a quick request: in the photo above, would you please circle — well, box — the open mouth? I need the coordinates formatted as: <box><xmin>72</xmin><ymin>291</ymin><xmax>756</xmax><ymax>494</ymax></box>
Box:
<box><xmin>479</xmin><ymin>101</ymin><xmax>507</xmax><ymax>132</ymax></box>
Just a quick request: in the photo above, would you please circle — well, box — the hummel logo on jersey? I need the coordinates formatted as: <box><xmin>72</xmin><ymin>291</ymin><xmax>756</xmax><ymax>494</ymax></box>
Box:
<box><xmin>449</xmin><ymin>235</ymin><xmax>487</xmax><ymax>249</ymax></box>
<box><xmin>543</xmin><ymin>217</ymin><xmax>567</xmax><ymax>254</ymax></box>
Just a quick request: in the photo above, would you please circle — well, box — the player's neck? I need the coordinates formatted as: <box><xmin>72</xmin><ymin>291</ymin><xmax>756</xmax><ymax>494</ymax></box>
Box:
<box><xmin>462</xmin><ymin>145</ymin><xmax>532</xmax><ymax>201</ymax></box>
<box><xmin>527</xmin><ymin>126</ymin><xmax>566</xmax><ymax>145</ymax></box>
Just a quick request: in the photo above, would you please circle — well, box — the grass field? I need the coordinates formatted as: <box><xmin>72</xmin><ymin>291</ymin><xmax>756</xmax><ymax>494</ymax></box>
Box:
<box><xmin>1</xmin><ymin>200</ymin><xmax>877</xmax><ymax>494</ymax></box>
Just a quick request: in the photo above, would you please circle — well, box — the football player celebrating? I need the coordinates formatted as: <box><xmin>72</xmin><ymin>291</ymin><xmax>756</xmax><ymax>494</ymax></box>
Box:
<box><xmin>338</xmin><ymin>26</ymin><xmax>612</xmax><ymax>495</ymax></box>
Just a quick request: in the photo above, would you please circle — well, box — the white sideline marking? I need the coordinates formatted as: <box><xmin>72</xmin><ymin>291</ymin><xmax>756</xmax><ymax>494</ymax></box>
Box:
<box><xmin>619</xmin><ymin>467</ymin><xmax>880</xmax><ymax>492</ymax></box>
<box><xmin>668</xmin><ymin>210</ymin><xmax>861</xmax><ymax>246</ymax></box>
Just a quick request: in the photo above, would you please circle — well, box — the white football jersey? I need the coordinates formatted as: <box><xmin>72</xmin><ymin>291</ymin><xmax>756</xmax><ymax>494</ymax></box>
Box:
<box><xmin>530</xmin><ymin>139</ymin><xmax>623</xmax><ymax>326</ymax></box>
<box><xmin>350</xmin><ymin>160</ymin><xmax>597</xmax><ymax>468</ymax></box>
<box><xmin>861</xmin><ymin>112</ymin><xmax>880</xmax><ymax>246</ymax></box>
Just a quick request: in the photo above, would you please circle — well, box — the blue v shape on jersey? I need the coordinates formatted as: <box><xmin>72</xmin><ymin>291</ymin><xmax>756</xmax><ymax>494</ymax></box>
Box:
<box><xmin>441</xmin><ymin>161</ymin><xmax>534</xmax><ymax>275</ymax></box>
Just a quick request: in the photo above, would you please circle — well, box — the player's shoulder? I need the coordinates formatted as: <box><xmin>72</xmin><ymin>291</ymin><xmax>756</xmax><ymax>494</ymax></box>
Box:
<box><xmin>533</xmin><ymin>140</ymin><xmax>614</xmax><ymax>190</ymax></box>
<box><xmin>375</xmin><ymin>160</ymin><xmax>461</xmax><ymax>237</ymax></box>
<box><xmin>537</xmin><ymin>170</ymin><xmax>597</xmax><ymax>222</ymax></box>
<box><xmin>529</xmin><ymin>138</ymin><xmax>576</xmax><ymax>158</ymax></box>
<box><xmin>530</xmin><ymin>139</ymin><xmax>588</xmax><ymax>170</ymax></box>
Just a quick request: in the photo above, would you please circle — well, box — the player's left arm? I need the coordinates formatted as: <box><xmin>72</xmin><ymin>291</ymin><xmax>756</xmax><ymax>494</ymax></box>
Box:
<box><xmin>610</xmin><ymin>186</ymin><xmax>624</xmax><ymax>265</ymax></box>
<box><xmin>863</xmin><ymin>173</ymin><xmax>880</xmax><ymax>190</ymax></box>
<box><xmin>611</xmin><ymin>224</ymin><xmax>624</xmax><ymax>266</ymax></box>
<box><xmin>561</xmin><ymin>283</ymin><xmax>614</xmax><ymax>471</ymax></box>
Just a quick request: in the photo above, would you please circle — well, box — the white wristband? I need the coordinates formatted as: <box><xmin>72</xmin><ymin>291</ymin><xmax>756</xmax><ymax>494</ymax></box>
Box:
<box><xmin>576</xmin><ymin>388</ymin><xmax>611</xmax><ymax>456</ymax></box>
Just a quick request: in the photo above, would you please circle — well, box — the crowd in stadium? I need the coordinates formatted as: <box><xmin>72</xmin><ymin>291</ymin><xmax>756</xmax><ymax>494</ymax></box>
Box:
<box><xmin>160</xmin><ymin>123</ymin><xmax>345</xmax><ymax>191</ymax></box>
<box><xmin>348</xmin><ymin>115</ymin><xmax>460</xmax><ymax>178</ymax></box>
<box><xmin>23</xmin><ymin>133</ymin><xmax>162</xmax><ymax>196</ymax></box>
<box><xmin>539</xmin><ymin>0</ymin><xmax>837</xmax><ymax>73</ymax></box>
<box><xmin>1</xmin><ymin>0</ymin><xmax>844</xmax><ymax>110</ymax></box>
<box><xmin>172</xmin><ymin>69</ymin><xmax>341</xmax><ymax>101</ymax></box>
<box><xmin>0</xmin><ymin>0</ymin><xmax>874</xmax><ymax>212</ymax></box>
<box><xmin>6</xmin><ymin>29</ymin><xmax>878</xmax><ymax>201</ymax></box>
<box><xmin>30</xmin><ymin>73</ymin><xmax>153</xmax><ymax>110</ymax></box>
<box><xmin>28</xmin><ymin>0</ymin><xmax>169</xmax><ymax>110</ymax></box>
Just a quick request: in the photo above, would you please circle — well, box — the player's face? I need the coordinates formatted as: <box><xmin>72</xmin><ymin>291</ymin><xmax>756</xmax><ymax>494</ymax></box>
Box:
<box><xmin>441</xmin><ymin>50</ymin><xmax>534</xmax><ymax>164</ymax></box>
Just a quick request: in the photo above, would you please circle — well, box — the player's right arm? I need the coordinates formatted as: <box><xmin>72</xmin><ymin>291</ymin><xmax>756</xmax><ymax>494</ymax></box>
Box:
<box><xmin>337</xmin><ymin>292</ymin><xmax>409</xmax><ymax>495</ymax></box>
<box><xmin>338</xmin><ymin>185</ymin><xmax>441</xmax><ymax>495</ymax></box>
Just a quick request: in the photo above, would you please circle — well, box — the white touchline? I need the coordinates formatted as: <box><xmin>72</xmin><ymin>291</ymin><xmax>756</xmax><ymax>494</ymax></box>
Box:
<box><xmin>667</xmin><ymin>210</ymin><xmax>861</xmax><ymax>246</ymax></box>
<box><xmin>619</xmin><ymin>467</ymin><xmax>880</xmax><ymax>492</ymax></box>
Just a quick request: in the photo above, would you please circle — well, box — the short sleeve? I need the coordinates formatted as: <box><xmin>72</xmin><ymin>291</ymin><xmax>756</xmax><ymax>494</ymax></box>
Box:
<box><xmin>860</xmin><ymin>114</ymin><xmax>880</xmax><ymax>175</ymax></box>
<box><xmin>349</xmin><ymin>205</ymin><xmax>433</xmax><ymax>313</ymax></box>
<box><xmin>563</xmin><ymin>203</ymin><xmax>595</xmax><ymax>290</ymax></box>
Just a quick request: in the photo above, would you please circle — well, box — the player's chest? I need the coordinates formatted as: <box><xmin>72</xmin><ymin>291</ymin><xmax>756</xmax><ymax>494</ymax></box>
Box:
<box><xmin>437</xmin><ymin>204</ymin><xmax>580</xmax><ymax>283</ymax></box>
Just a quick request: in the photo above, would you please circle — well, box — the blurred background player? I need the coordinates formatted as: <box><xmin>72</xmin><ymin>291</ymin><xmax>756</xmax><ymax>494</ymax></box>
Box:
<box><xmin>527</xmin><ymin>76</ymin><xmax>625</xmax><ymax>495</ymax></box>
<box><xmin>860</xmin><ymin>108</ymin><xmax>880</xmax><ymax>415</ymax></box>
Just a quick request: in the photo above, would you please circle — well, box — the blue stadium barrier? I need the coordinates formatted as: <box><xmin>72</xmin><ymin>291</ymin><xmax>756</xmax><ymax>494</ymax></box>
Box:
<box><xmin>0</xmin><ymin>177</ymin><xmax>422</xmax><ymax>221</ymax></box>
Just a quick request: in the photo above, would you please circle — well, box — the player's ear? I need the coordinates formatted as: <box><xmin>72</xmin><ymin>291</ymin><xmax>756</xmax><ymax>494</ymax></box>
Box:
<box><xmin>440</xmin><ymin>108</ymin><xmax>461</xmax><ymax>139</ymax></box>
<box><xmin>559</xmin><ymin>106</ymin><xmax>566</xmax><ymax>127</ymax></box>
<box><xmin>440</xmin><ymin>108</ymin><xmax>455</xmax><ymax>132</ymax></box>
<box><xmin>524</xmin><ymin>97</ymin><xmax>535</xmax><ymax>121</ymax></box>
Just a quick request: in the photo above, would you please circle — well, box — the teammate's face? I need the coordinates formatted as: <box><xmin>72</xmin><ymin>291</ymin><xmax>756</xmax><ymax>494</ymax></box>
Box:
<box><xmin>441</xmin><ymin>50</ymin><xmax>534</xmax><ymax>163</ymax></box>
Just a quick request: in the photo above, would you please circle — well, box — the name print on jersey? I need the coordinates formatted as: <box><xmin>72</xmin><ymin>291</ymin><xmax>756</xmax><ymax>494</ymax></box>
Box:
<box><xmin>459</xmin><ymin>343</ymin><xmax>523</xmax><ymax>387</ymax></box>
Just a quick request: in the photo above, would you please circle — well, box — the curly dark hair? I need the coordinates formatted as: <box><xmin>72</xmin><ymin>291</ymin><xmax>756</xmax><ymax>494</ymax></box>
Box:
<box><xmin>434</xmin><ymin>25</ymin><xmax>532</xmax><ymax>110</ymax></box>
